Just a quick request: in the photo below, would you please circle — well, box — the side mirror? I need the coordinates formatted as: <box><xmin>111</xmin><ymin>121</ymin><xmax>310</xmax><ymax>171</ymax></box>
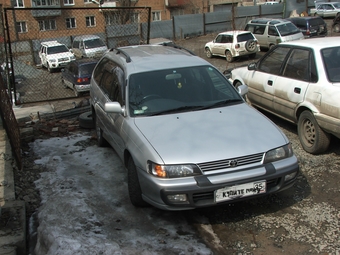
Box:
<box><xmin>248</xmin><ymin>62</ymin><xmax>256</xmax><ymax>70</ymax></box>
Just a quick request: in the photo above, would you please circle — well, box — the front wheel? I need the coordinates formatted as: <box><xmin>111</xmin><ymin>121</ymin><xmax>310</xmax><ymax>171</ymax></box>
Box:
<box><xmin>127</xmin><ymin>157</ymin><xmax>148</xmax><ymax>207</ymax></box>
<box><xmin>297</xmin><ymin>110</ymin><xmax>330</xmax><ymax>154</ymax></box>
<box><xmin>205</xmin><ymin>48</ymin><xmax>213</xmax><ymax>58</ymax></box>
<box><xmin>333</xmin><ymin>23</ymin><xmax>340</xmax><ymax>33</ymax></box>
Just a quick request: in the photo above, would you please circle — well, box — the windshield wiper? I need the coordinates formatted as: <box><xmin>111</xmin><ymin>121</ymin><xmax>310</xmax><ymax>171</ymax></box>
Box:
<box><xmin>199</xmin><ymin>99</ymin><xmax>243</xmax><ymax>110</ymax></box>
<box><xmin>148</xmin><ymin>105</ymin><xmax>204</xmax><ymax>116</ymax></box>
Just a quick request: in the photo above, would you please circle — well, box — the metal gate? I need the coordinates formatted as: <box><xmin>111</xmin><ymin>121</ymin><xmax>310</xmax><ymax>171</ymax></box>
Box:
<box><xmin>1</xmin><ymin>7</ymin><xmax>151</xmax><ymax>105</ymax></box>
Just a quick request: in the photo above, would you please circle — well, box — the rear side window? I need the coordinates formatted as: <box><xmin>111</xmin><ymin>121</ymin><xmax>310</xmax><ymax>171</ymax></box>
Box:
<box><xmin>258</xmin><ymin>46</ymin><xmax>290</xmax><ymax>75</ymax></box>
<box><xmin>246</xmin><ymin>24</ymin><xmax>265</xmax><ymax>35</ymax></box>
<box><xmin>93</xmin><ymin>57</ymin><xmax>110</xmax><ymax>84</ymax></box>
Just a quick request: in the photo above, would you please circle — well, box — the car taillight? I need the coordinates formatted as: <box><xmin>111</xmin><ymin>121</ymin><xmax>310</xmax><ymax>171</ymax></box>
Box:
<box><xmin>76</xmin><ymin>77</ymin><xmax>89</xmax><ymax>83</ymax></box>
<box><xmin>306</xmin><ymin>30</ymin><xmax>311</xmax><ymax>35</ymax></box>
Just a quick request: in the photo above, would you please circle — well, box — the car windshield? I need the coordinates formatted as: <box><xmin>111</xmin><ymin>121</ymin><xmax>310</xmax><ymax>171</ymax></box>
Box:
<box><xmin>322</xmin><ymin>46</ymin><xmax>340</xmax><ymax>83</ymax></box>
<box><xmin>128</xmin><ymin>66</ymin><xmax>243</xmax><ymax>117</ymax></box>
<box><xmin>84</xmin><ymin>39</ymin><xmax>106</xmax><ymax>49</ymax></box>
<box><xmin>277</xmin><ymin>23</ymin><xmax>301</xmax><ymax>36</ymax></box>
<box><xmin>47</xmin><ymin>45</ymin><xmax>69</xmax><ymax>54</ymax></box>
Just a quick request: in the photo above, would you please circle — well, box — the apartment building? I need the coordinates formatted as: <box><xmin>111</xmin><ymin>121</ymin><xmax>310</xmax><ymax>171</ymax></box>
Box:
<box><xmin>0</xmin><ymin>0</ymin><xmax>247</xmax><ymax>42</ymax></box>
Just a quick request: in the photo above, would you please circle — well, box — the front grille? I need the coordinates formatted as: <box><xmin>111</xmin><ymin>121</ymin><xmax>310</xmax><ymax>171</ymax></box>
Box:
<box><xmin>59</xmin><ymin>57</ymin><xmax>69</xmax><ymax>62</ymax></box>
<box><xmin>197</xmin><ymin>152</ymin><xmax>264</xmax><ymax>174</ymax></box>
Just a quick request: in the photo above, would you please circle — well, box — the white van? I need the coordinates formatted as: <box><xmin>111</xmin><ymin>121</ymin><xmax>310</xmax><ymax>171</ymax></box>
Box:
<box><xmin>244</xmin><ymin>18</ymin><xmax>304</xmax><ymax>50</ymax></box>
<box><xmin>72</xmin><ymin>35</ymin><xmax>108</xmax><ymax>58</ymax></box>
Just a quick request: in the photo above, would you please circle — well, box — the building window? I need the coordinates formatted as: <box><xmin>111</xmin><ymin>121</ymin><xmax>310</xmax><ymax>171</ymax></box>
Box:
<box><xmin>66</xmin><ymin>18</ymin><xmax>76</xmax><ymax>29</ymax></box>
<box><xmin>152</xmin><ymin>11</ymin><xmax>161</xmax><ymax>21</ymax></box>
<box><xmin>104</xmin><ymin>13</ymin><xmax>118</xmax><ymax>25</ymax></box>
<box><xmin>86</xmin><ymin>16</ymin><xmax>96</xmax><ymax>27</ymax></box>
<box><xmin>64</xmin><ymin>0</ymin><xmax>74</xmax><ymax>5</ymax></box>
<box><xmin>16</xmin><ymin>22</ymin><xmax>27</xmax><ymax>33</ymax></box>
<box><xmin>14</xmin><ymin>0</ymin><xmax>24</xmax><ymax>7</ymax></box>
<box><xmin>39</xmin><ymin>19</ymin><xmax>56</xmax><ymax>31</ymax></box>
<box><xmin>32</xmin><ymin>0</ymin><xmax>60</xmax><ymax>6</ymax></box>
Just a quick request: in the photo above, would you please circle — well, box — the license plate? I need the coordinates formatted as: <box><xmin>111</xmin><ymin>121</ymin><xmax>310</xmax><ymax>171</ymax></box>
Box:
<box><xmin>215</xmin><ymin>181</ymin><xmax>266</xmax><ymax>202</ymax></box>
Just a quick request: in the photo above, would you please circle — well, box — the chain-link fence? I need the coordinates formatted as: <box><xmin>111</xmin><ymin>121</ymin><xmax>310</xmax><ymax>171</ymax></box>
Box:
<box><xmin>1</xmin><ymin>7</ymin><xmax>151</xmax><ymax>105</ymax></box>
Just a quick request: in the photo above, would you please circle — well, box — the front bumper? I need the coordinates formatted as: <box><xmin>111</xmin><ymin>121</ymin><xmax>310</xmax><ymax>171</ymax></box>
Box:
<box><xmin>138</xmin><ymin>156</ymin><xmax>299</xmax><ymax>211</ymax></box>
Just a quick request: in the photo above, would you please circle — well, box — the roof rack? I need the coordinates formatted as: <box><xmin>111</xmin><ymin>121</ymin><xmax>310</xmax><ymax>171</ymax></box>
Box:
<box><xmin>115</xmin><ymin>48</ymin><xmax>131</xmax><ymax>63</ymax></box>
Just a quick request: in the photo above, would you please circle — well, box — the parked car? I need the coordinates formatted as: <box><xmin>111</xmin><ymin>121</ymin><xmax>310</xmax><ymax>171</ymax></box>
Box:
<box><xmin>244</xmin><ymin>18</ymin><xmax>304</xmax><ymax>50</ymax></box>
<box><xmin>286</xmin><ymin>16</ymin><xmax>327</xmax><ymax>38</ymax></box>
<box><xmin>204</xmin><ymin>30</ymin><xmax>260</xmax><ymax>62</ymax></box>
<box><xmin>39</xmin><ymin>41</ymin><xmax>76</xmax><ymax>73</ymax></box>
<box><xmin>90</xmin><ymin>44</ymin><xmax>299</xmax><ymax>211</ymax></box>
<box><xmin>332</xmin><ymin>13</ymin><xmax>340</xmax><ymax>32</ymax></box>
<box><xmin>71</xmin><ymin>35</ymin><xmax>108</xmax><ymax>59</ymax></box>
<box><xmin>61</xmin><ymin>58</ymin><xmax>97</xmax><ymax>97</ymax></box>
<box><xmin>309</xmin><ymin>1</ymin><xmax>340</xmax><ymax>18</ymax></box>
<box><xmin>227</xmin><ymin>37</ymin><xmax>340</xmax><ymax>154</ymax></box>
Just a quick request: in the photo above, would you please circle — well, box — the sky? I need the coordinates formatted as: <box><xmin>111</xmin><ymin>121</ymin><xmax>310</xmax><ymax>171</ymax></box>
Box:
<box><xmin>30</xmin><ymin>132</ymin><xmax>212</xmax><ymax>255</ymax></box>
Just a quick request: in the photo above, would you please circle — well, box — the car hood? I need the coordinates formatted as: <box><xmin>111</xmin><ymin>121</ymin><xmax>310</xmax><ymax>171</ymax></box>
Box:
<box><xmin>134</xmin><ymin>104</ymin><xmax>288</xmax><ymax>164</ymax></box>
<box><xmin>47</xmin><ymin>52</ymin><xmax>74</xmax><ymax>58</ymax></box>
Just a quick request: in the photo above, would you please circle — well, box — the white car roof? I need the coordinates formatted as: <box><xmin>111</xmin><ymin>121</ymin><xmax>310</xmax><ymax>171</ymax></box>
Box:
<box><xmin>280</xmin><ymin>37</ymin><xmax>339</xmax><ymax>50</ymax></box>
<box><xmin>218</xmin><ymin>30</ymin><xmax>253</xmax><ymax>36</ymax></box>
<box><xmin>41</xmin><ymin>41</ymin><xmax>64</xmax><ymax>47</ymax></box>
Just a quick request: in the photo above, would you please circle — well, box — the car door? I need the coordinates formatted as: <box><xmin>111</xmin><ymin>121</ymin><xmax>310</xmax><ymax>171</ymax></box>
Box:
<box><xmin>323</xmin><ymin>4</ymin><xmax>336</xmax><ymax>18</ymax></box>
<box><xmin>211</xmin><ymin>34</ymin><xmax>229</xmax><ymax>55</ymax></box>
<box><xmin>246</xmin><ymin>46</ymin><xmax>290</xmax><ymax>111</ymax></box>
<box><xmin>96</xmin><ymin>61</ymin><xmax>125</xmax><ymax>158</ymax></box>
<box><xmin>272</xmin><ymin>47</ymin><xmax>312</xmax><ymax>122</ymax></box>
<box><xmin>62</xmin><ymin>62</ymin><xmax>74</xmax><ymax>89</ymax></box>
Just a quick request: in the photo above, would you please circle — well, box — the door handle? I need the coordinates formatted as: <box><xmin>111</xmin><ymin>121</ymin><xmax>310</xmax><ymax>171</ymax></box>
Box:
<box><xmin>267</xmin><ymin>80</ymin><xmax>273</xmax><ymax>86</ymax></box>
<box><xmin>294</xmin><ymin>87</ymin><xmax>301</xmax><ymax>94</ymax></box>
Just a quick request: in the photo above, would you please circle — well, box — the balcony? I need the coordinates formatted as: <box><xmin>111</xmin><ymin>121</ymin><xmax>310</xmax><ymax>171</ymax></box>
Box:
<box><xmin>31</xmin><ymin>8</ymin><xmax>61</xmax><ymax>18</ymax></box>
<box><xmin>31</xmin><ymin>0</ymin><xmax>61</xmax><ymax>18</ymax></box>
<box><xmin>165</xmin><ymin>0</ymin><xmax>186</xmax><ymax>7</ymax></box>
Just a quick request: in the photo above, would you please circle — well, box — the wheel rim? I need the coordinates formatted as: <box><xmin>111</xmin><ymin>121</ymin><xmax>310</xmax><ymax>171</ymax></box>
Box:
<box><xmin>205</xmin><ymin>49</ymin><xmax>211</xmax><ymax>58</ymax></box>
<box><xmin>301</xmin><ymin>118</ymin><xmax>316</xmax><ymax>147</ymax></box>
<box><xmin>334</xmin><ymin>24</ymin><xmax>340</xmax><ymax>33</ymax></box>
<box><xmin>226</xmin><ymin>52</ymin><xmax>232</xmax><ymax>62</ymax></box>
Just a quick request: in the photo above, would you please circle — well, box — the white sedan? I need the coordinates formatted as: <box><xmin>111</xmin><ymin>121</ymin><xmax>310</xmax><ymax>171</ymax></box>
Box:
<box><xmin>227</xmin><ymin>37</ymin><xmax>340</xmax><ymax>154</ymax></box>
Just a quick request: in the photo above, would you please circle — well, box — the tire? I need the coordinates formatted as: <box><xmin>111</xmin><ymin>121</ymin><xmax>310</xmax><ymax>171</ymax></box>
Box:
<box><xmin>297</xmin><ymin>110</ymin><xmax>331</xmax><ymax>154</ymax></box>
<box><xmin>79</xmin><ymin>111</ymin><xmax>94</xmax><ymax>129</ymax></box>
<box><xmin>333</xmin><ymin>23</ymin><xmax>340</xmax><ymax>33</ymax></box>
<box><xmin>61</xmin><ymin>78</ymin><xmax>67</xmax><ymax>88</ymax></box>
<box><xmin>225</xmin><ymin>51</ymin><xmax>234</xmax><ymax>63</ymax></box>
<box><xmin>94</xmin><ymin>112</ymin><xmax>109</xmax><ymax>147</ymax></box>
<box><xmin>205</xmin><ymin>48</ymin><xmax>213</xmax><ymax>58</ymax></box>
<box><xmin>47</xmin><ymin>63</ymin><xmax>53</xmax><ymax>73</ymax></box>
<box><xmin>234</xmin><ymin>81</ymin><xmax>242</xmax><ymax>90</ymax></box>
<box><xmin>127</xmin><ymin>157</ymin><xmax>148</xmax><ymax>207</ymax></box>
<box><xmin>245</xmin><ymin>39</ymin><xmax>257</xmax><ymax>52</ymax></box>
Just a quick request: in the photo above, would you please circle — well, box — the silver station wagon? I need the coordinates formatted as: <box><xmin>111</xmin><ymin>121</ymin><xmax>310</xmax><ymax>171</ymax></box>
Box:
<box><xmin>90</xmin><ymin>44</ymin><xmax>299</xmax><ymax>211</ymax></box>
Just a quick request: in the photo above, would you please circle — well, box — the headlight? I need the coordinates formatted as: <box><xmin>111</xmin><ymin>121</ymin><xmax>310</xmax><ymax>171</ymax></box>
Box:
<box><xmin>70</xmin><ymin>56</ymin><xmax>76</xmax><ymax>60</ymax></box>
<box><xmin>263</xmin><ymin>144</ymin><xmax>293</xmax><ymax>164</ymax></box>
<box><xmin>148</xmin><ymin>161</ymin><xmax>202</xmax><ymax>178</ymax></box>
<box><xmin>49</xmin><ymin>59</ymin><xmax>56</xmax><ymax>63</ymax></box>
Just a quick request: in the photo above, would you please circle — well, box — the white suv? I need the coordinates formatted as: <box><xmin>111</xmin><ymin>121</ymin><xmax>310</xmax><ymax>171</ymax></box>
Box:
<box><xmin>39</xmin><ymin>41</ymin><xmax>76</xmax><ymax>72</ymax></box>
<box><xmin>204</xmin><ymin>30</ymin><xmax>260</xmax><ymax>62</ymax></box>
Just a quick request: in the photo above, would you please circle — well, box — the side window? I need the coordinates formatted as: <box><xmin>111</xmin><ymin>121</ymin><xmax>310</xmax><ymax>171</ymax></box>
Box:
<box><xmin>215</xmin><ymin>35</ymin><xmax>222</xmax><ymax>43</ymax></box>
<box><xmin>282</xmin><ymin>48</ymin><xmax>309</xmax><ymax>81</ymax></box>
<box><xmin>254</xmin><ymin>25</ymin><xmax>265</xmax><ymax>35</ymax></box>
<box><xmin>268</xmin><ymin>26</ymin><xmax>279</xmax><ymax>36</ymax></box>
<box><xmin>258</xmin><ymin>46</ymin><xmax>291</xmax><ymax>75</ymax></box>
<box><xmin>100</xmin><ymin>70</ymin><xmax>115</xmax><ymax>96</ymax></box>
<box><xmin>93</xmin><ymin>58</ymin><xmax>110</xmax><ymax>84</ymax></box>
<box><xmin>73</xmin><ymin>40</ymin><xmax>79</xmax><ymax>48</ymax></box>
<box><xmin>109</xmin><ymin>67</ymin><xmax>124</xmax><ymax>105</ymax></box>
